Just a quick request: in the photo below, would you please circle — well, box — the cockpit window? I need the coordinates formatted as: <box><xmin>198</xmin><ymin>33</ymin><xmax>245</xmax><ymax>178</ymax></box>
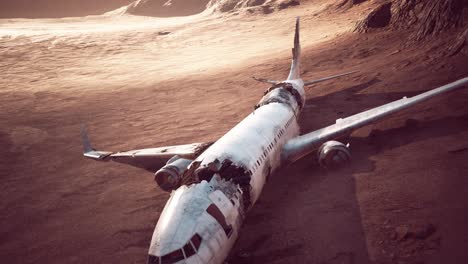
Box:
<box><xmin>183</xmin><ymin>242</ymin><xmax>195</xmax><ymax>258</ymax></box>
<box><xmin>160</xmin><ymin>249</ymin><xmax>184</xmax><ymax>264</ymax></box>
<box><xmin>206</xmin><ymin>204</ymin><xmax>233</xmax><ymax>238</ymax></box>
<box><xmin>148</xmin><ymin>255</ymin><xmax>158</xmax><ymax>264</ymax></box>
<box><xmin>191</xmin><ymin>233</ymin><xmax>202</xmax><ymax>250</ymax></box>
<box><xmin>183</xmin><ymin>233</ymin><xmax>202</xmax><ymax>258</ymax></box>
<box><xmin>148</xmin><ymin>233</ymin><xmax>203</xmax><ymax>264</ymax></box>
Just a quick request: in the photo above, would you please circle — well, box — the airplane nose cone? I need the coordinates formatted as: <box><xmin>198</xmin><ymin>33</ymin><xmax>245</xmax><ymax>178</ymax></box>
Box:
<box><xmin>148</xmin><ymin>176</ymin><xmax>242</xmax><ymax>264</ymax></box>
<box><xmin>148</xmin><ymin>181</ymin><xmax>212</xmax><ymax>264</ymax></box>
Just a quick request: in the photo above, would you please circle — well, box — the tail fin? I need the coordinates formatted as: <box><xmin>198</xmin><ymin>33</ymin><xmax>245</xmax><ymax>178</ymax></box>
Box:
<box><xmin>287</xmin><ymin>17</ymin><xmax>301</xmax><ymax>80</ymax></box>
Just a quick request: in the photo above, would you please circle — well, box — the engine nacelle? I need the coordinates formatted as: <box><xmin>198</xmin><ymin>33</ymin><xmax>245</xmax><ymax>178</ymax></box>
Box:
<box><xmin>318</xmin><ymin>141</ymin><xmax>351</xmax><ymax>168</ymax></box>
<box><xmin>155</xmin><ymin>156</ymin><xmax>192</xmax><ymax>192</ymax></box>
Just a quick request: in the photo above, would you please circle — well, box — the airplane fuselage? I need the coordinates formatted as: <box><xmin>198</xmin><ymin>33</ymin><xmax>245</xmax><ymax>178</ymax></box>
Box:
<box><xmin>196</xmin><ymin>79</ymin><xmax>305</xmax><ymax>204</ymax></box>
<box><xmin>147</xmin><ymin>79</ymin><xmax>305</xmax><ymax>264</ymax></box>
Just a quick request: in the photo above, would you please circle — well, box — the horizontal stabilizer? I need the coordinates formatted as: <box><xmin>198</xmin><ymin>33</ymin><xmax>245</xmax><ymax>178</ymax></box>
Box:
<box><xmin>252</xmin><ymin>76</ymin><xmax>279</xmax><ymax>84</ymax></box>
<box><xmin>304</xmin><ymin>71</ymin><xmax>358</xmax><ymax>86</ymax></box>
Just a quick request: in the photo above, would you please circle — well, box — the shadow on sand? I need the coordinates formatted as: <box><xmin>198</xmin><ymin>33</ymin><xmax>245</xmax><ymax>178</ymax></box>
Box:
<box><xmin>228</xmin><ymin>80</ymin><xmax>467</xmax><ymax>264</ymax></box>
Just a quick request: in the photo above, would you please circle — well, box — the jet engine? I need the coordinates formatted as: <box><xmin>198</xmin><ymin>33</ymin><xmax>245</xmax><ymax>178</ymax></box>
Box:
<box><xmin>317</xmin><ymin>141</ymin><xmax>351</xmax><ymax>168</ymax></box>
<box><xmin>155</xmin><ymin>156</ymin><xmax>192</xmax><ymax>192</ymax></box>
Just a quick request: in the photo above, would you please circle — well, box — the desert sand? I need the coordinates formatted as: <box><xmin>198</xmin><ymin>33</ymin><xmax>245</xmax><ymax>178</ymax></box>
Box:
<box><xmin>1</xmin><ymin>0</ymin><xmax>468</xmax><ymax>263</ymax></box>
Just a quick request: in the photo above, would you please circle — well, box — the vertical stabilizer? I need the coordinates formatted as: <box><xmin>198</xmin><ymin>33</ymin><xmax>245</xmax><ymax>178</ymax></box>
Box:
<box><xmin>287</xmin><ymin>17</ymin><xmax>301</xmax><ymax>80</ymax></box>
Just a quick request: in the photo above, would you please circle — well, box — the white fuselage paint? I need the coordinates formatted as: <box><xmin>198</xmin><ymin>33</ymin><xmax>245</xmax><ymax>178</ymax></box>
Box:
<box><xmin>148</xmin><ymin>79</ymin><xmax>305</xmax><ymax>264</ymax></box>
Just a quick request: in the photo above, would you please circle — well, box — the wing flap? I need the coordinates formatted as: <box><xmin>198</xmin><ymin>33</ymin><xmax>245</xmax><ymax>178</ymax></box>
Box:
<box><xmin>282</xmin><ymin>77</ymin><xmax>468</xmax><ymax>164</ymax></box>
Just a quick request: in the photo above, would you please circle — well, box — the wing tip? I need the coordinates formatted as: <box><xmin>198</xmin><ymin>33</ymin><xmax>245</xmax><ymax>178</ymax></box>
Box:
<box><xmin>80</xmin><ymin>124</ymin><xmax>93</xmax><ymax>154</ymax></box>
<box><xmin>81</xmin><ymin>125</ymin><xmax>112</xmax><ymax>160</ymax></box>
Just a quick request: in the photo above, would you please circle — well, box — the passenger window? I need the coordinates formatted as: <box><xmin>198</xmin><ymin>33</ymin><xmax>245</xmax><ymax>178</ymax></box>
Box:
<box><xmin>206</xmin><ymin>204</ymin><xmax>233</xmax><ymax>238</ymax></box>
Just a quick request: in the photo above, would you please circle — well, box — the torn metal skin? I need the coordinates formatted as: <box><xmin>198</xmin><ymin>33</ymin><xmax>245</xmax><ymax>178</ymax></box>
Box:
<box><xmin>255</xmin><ymin>82</ymin><xmax>304</xmax><ymax>110</ymax></box>
<box><xmin>182</xmin><ymin>157</ymin><xmax>253</xmax><ymax>210</ymax></box>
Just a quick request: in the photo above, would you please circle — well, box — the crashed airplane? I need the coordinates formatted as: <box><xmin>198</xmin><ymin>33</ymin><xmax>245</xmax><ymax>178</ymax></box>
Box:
<box><xmin>81</xmin><ymin>18</ymin><xmax>468</xmax><ymax>264</ymax></box>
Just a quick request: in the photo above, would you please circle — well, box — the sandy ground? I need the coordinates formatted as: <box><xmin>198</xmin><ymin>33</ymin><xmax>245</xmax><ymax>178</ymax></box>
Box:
<box><xmin>1</xmin><ymin>1</ymin><xmax>468</xmax><ymax>263</ymax></box>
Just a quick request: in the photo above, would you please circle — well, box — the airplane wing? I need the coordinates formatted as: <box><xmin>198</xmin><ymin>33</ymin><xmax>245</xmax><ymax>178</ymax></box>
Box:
<box><xmin>81</xmin><ymin>126</ymin><xmax>212</xmax><ymax>172</ymax></box>
<box><xmin>281</xmin><ymin>77</ymin><xmax>468</xmax><ymax>164</ymax></box>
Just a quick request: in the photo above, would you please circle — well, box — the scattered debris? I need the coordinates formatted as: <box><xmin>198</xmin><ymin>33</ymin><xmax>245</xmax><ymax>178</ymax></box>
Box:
<box><xmin>393</xmin><ymin>223</ymin><xmax>437</xmax><ymax>241</ymax></box>
<box><xmin>238</xmin><ymin>251</ymin><xmax>251</xmax><ymax>258</ymax></box>
<box><xmin>157</xmin><ymin>31</ymin><xmax>171</xmax><ymax>35</ymax></box>
<box><xmin>411</xmin><ymin>223</ymin><xmax>436</xmax><ymax>240</ymax></box>
<box><xmin>395</xmin><ymin>225</ymin><xmax>410</xmax><ymax>241</ymax></box>
<box><xmin>448</xmin><ymin>146</ymin><xmax>468</xmax><ymax>154</ymax></box>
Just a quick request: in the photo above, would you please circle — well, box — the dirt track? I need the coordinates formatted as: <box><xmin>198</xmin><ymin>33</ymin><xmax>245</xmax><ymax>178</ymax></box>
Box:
<box><xmin>1</xmin><ymin>1</ymin><xmax>468</xmax><ymax>263</ymax></box>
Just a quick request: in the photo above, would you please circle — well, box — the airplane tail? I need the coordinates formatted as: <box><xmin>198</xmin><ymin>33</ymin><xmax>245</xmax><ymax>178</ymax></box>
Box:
<box><xmin>287</xmin><ymin>17</ymin><xmax>301</xmax><ymax>80</ymax></box>
<box><xmin>252</xmin><ymin>18</ymin><xmax>357</xmax><ymax>85</ymax></box>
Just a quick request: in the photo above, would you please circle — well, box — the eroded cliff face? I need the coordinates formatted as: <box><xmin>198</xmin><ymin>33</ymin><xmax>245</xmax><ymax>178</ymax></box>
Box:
<box><xmin>354</xmin><ymin>0</ymin><xmax>466</xmax><ymax>41</ymax></box>
<box><xmin>391</xmin><ymin>0</ymin><xmax>466</xmax><ymax>40</ymax></box>
<box><xmin>207</xmin><ymin>0</ymin><xmax>299</xmax><ymax>13</ymax></box>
